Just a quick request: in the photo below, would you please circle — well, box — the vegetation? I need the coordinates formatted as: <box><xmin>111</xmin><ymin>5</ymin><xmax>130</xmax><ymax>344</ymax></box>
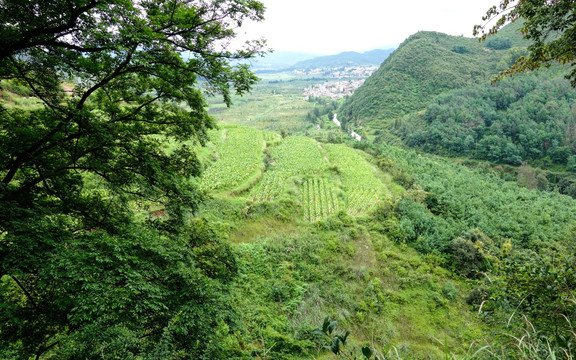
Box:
<box><xmin>190</xmin><ymin>120</ymin><xmax>576</xmax><ymax>358</ymax></box>
<box><xmin>3</xmin><ymin>0</ymin><xmax>576</xmax><ymax>358</ymax></box>
<box><xmin>207</xmin><ymin>72</ymin><xmax>320</xmax><ymax>134</ymax></box>
<box><xmin>306</xmin><ymin>97</ymin><xmax>340</xmax><ymax>128</ymax></box>
<box><xmin>324</xmin><ymin>144</ymin><xmax>388</xmax><ymax>215</ymax></box>
<box><xmin>0</xmin><ymin>0</ymin><xmax>265</xmax><ymax>358</ymax></box>
<box><xmin>249</xmin><ymin>136</ymin><xmax>328</xmax><ymax>202</ymax></box>
<box><xmin>200</xmin><ymin>126</ymin><xmax>266</xmax><ymax>194</ymax></box>
<box><xmin>300</xmin><ymin>177</ymin><xmax>340</xmax><ymax>222</ymax></box>
<box><xmin>396</xmin><ymin>70</ymin><xmax>576</xmax><ymax>167</ymax></box>
<box><xmin>475</xmin><ymin>0</ymin><xmax>576</xmax><ymax>86</ymax></box>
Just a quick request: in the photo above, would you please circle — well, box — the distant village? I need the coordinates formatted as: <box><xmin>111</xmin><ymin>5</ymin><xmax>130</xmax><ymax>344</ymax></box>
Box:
<box><xmin>303</xmin><ymin>79</ymin><xmax>365</xmax><ymax>99</ymax></box>
<box><xmin>293</xmin><ymin>65</ymin><xmax>377</xmax><ymax>78</ymax></box>
<box><xmin>300</xmin><ymin>65</ymin><xmax>377</xmax><ymax>99</ymax></box>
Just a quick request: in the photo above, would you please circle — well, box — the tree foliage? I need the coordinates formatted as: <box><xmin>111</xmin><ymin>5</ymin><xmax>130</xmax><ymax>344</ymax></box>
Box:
<box><xmin>0</xmin><ymin>0</ymin><xmax>264</xmax><ymax>357</ymax></box>
<box><xmin>396</xmin><ymin>72</ymin><xmax>576</xmax><ymax>166</ymax></box>
<box><xmin>475</xmin><ymin>0</ymin><xmax>576</xmax><ymax>86</ymax></box>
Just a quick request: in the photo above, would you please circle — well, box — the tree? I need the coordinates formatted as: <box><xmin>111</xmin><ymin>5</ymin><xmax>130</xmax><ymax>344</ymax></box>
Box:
<box><xmin>486</xmin><ymin>36</ymin><xmax>512</xmax><ymax>50</ymax></box>
<box><xmin>485</xmin><ymin>253</ymin><xmax>576</xmax><ymax>354</ymax></box>
<box><xmin>474</xmin><ymin>0</ymin><xmax>576</xmax><ymax>86</ymax></box>
<box><xmin>0</xmin><ymin>0</ymin><xmax>265</xmax><ymax>358</ymax></box>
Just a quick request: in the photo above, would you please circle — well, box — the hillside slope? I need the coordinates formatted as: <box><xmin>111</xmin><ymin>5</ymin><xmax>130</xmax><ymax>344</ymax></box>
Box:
<box><xmin>338</xmin><ymin>22</ymin><xmax>528</xmax><ymax>132</ymax></box>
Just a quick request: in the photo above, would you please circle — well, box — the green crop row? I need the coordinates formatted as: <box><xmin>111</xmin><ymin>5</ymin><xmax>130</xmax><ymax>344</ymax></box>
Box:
<box><xmin>324</xmin><ymin>143</ymin><xmax>387</xmax><ymax>215</ymax></box>
<box><xmin>200</xmin><ymin>126</ymin><xmax>265</xmax><ymax>193</ymax></box>
<box><xmin>249</xmin><ymin>174</ymin><xmax>284</xmax><ymax>202</ymax></box>
<box><xmin>250</xmin><ymin>136</ymin><xmax>329</xmax><ymax>201</ymax></box>
<box><xmin>300</xmin><ymin>177</ymin><xmax>339</xmax><ymax>222</ymax></box>
<box><xmin>270</xmin><ymin>136</ymin><xmax>328</xmax><ymax>176</ymax></box>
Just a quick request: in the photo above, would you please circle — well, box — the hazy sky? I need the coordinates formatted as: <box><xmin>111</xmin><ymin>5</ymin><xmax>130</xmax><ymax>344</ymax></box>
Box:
<box><xmin>237</xmin><ymin>0</ymin><xmax>501</xmax><ymax>55</ymax></box>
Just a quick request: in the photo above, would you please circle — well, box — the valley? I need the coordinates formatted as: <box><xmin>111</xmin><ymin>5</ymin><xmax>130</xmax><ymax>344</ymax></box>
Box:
<box><xmin>191</xmin><ymin>20</ymin><xmax>576</xmax><ymax>358</ymax></box>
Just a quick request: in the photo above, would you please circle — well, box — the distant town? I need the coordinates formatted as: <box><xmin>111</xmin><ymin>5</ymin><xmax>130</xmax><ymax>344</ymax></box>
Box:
<box><xmin>303</xmin><ymin>79</ymin><xmax>366</xmax><ymax>99</ymax></box>
<box><xmin>300</xmin><ymin>65</ymin><xmax>376</xmax><ymax>99</ymax></box>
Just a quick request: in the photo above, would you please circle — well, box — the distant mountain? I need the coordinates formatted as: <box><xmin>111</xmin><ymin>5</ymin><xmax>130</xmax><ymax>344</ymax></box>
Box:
<box><xmin>247</xmin><ymin>51</ymin><xmax>321</xmax><ymax>72</ymax></box>
<box><xmin>338</xmin><ymin>22</ymin><xmax>530</xmax><ymax>132</ymax></box>
<box><xmin>289</xmin><ymin>49</ymin><xmax>396</xmax><ymax>70</ymax></box>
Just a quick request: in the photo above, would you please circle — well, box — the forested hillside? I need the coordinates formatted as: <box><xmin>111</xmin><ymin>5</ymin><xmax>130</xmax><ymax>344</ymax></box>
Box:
<box><xmin>338</xmin><ymin>22</ymin><xmax>529</xmax><ymax>132</ymax></box>
<box><xmin>337</xmin><ymin>18</ymin><xmax>576</xmax><ymax>200</ymax></box>
<box><xmin>396</xmin><ymin>69</ymin><xmax>576</xmax><ymax>167</ymax></box>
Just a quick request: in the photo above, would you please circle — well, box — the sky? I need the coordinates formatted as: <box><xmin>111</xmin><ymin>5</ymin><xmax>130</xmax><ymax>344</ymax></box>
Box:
<box><xmin>236</xmin><ymin>0</ymin><xmax>501</xmax><ymax>55</ymax></box>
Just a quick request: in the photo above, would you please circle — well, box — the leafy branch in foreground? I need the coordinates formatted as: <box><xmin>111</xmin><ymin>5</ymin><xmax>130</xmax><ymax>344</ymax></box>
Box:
<box><xmin>0</xmin><ymin>0</ymin><xmax>265</xmax><ymax>358</ymax></box>
<box><xmin>474</xmin><ymin>0</ymin><xmax>576</xmax><ymax>86</ymax></box>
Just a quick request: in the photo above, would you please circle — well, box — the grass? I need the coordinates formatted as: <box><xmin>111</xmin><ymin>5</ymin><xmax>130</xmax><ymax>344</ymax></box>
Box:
<box><xmin>0</xmin><ymin>90</ymin><xmax>44</xmax><ymax>110</ymax></box>
<box><xmin>219</xmin><ymin>212</ymin><xmax>487</xmax><ymax>359</ymax></box>
<box><xmin>207</xmin><ymin>73</ymin><xmax>325</xmax><ymax>134</ymax></box>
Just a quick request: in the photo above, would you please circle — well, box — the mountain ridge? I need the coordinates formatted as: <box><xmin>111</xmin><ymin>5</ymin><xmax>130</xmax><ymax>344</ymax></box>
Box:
<box><xmin>288</xmin><ymin>48</ymin><xmax>396</xmax><ymax>70</ymax></box>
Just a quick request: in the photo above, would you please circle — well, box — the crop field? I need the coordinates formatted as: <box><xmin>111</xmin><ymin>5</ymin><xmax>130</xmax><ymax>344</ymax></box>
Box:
<box><xmin>200</xmin><ymin>126</ymin><xmax>265</xmax><ymax>193</ymax></box>
<box><xmin>270</xmin><ymin>136</ymin><xmax>327</xmax><ymax>175</ymax></box>
<box><xmin>198</xmin><ymin>125</ymin><xmax>388</xmax><ymax>220</ymax></box>
<box><xmin>300</xmin><ymin>177</ymin><xmax>339</xmax><ymax>222</ymax></box>
<box><xmin>249</xmin><ymin>136</ymin><xmax>328</xmax><ymax>201</ymax></box>
<box><xmin>249</xmin><ymin>174</ymin><xmax>284</xmax><ymax>202</ymax></box>
<box><xmin>207</xmin><ymin>73</ymin><xmax>322</xmax><ymax>133</ymax></box>
<box><xmin>324</xmin><ymin>143</ymin><xmax>387</xmax><ymax>215</ymax></box>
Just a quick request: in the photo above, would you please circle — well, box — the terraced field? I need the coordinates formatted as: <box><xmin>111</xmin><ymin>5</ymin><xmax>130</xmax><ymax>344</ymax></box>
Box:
<box><xmin>324</xmin><ymin>143</ymin><xmax>387</xmax><ymax>215</ymax></box>
<box><xmin>249</xmin><ymin>136</ymin><xmax>328</xmax><ymax>201</ymax></box>
<box><xmin>199</xmin><ymin>126</ymin><xmax>388</xmax><ymax>221</ymax></box>
<box><xmin>200</xmin><ymin>126</ymin><xmax>265</xmax><ymax>193</ymax></box>
<box><xmin>249</xmin><ymin>174</ymin><xmax>284</xmax><ymax>202</ymax></box>
<box><xmin>300</xmin><ymin>177</ymin><xmax>339</xmax><ymax>222</ymax></box>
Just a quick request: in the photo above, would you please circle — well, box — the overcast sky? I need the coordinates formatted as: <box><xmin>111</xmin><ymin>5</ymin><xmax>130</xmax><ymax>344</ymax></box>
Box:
<box><xmin>236</xmin><ymin>0</ymin><xmax>501</xmax><ymax>55</ymax></box>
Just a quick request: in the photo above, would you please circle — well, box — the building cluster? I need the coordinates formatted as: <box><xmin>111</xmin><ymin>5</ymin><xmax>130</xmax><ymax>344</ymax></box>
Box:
<box><xmin>303</xmin><ymin>79</ymin><xmax>365</xmax><ymax>99</ymax></box>
<box><xmin>293</xmin><ymin>65</ymin><xmax>378</xmax><ymax>78</ymax></box>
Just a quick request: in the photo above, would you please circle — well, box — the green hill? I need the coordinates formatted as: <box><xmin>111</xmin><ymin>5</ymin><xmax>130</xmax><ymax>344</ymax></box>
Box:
<box><xmin>396</xmin><ymin>69</ymin><xmax>576</xmax><ymax>165</ymax></box>
<box><xmin>338</xmin><ymin>22</ymin><xmax>529</xmax><ymax>133</ymax></box>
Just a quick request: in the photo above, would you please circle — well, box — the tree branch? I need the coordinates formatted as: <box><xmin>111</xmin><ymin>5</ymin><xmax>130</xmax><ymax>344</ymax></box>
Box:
<box><xmin>76</xmin><ymin>46</ymin><xmax>138</xmax><ymax>110</ymax></box>
<box><xmin>10</xmin><ymin>275</ymin><xmax>38</xmax><ymax>310</ymax></box>
<box><xmin>0</xmin><ymin>0</ymin><xmax>101</xmax><ymax>61</ymax></box>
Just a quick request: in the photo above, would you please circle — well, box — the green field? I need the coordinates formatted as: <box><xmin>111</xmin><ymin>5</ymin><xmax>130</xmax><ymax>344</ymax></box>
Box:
<box><xmin>207</xmin><ymin>73</ymin><xmax>325</xmax><ymax>133</ymax></box>
<box><xmin>324</xmin><ymin>143</ymin><xmax>388</xmax><ymax>215</ymax></box>
<box><xmin>300</xmin><ymin>176</ymin><xmax>340</xmax><ymax>221</ymax></box>
<box><xmin>198</xmin><ymin>127</ymin><xmax>391</xmax><ymax>226</ymax></box>
<box><xmin>199</xmin><ymin>126</ymin><xmax>266</xmax><ymax>194</ymax></box>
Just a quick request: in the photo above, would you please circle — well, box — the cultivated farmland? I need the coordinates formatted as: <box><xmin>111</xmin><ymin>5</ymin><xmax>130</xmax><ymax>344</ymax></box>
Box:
<box><xmin>199</xmin><ymin>126</ymin><xmax>388</xmax><ymax>221</ymax></box>
<box><xmin>249</xmin><ymin>136</ymin><xmax>328</xmax><ymax>201</ymax></box>
<box><xmin>200</xmin><ymin>126</ymin><xmax>265</xmax><ymax>193</ymax></box>
<box><xmin>324</xmin><ymin>143</ymin><xmax>387</xmax><ymax>215</ymax></box>
<box><xmin>300</xmin><ymin>177</ymin><xmax>340</xmax><ymax>222</ymax></box>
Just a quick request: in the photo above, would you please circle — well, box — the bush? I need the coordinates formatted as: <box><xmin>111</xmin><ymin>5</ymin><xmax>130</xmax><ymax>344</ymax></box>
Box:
<box><xmin>442</xmin><ymin>281</ymin><xmax>458</xmax><ymax>300</ymax></box>
<box><xmin>486</xmin><ymin>37</ymin><xmax>512</xmax><ymax>50</ymax></box>
<box><xmin>451</xmin><ymin>45</ymin><xmax>470</xmax><ymax>54</ymax></box>
<box><xmin>449</xmin><ymin>237</ymin><xmax>486</xmax><ymax>277</ymax></box>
